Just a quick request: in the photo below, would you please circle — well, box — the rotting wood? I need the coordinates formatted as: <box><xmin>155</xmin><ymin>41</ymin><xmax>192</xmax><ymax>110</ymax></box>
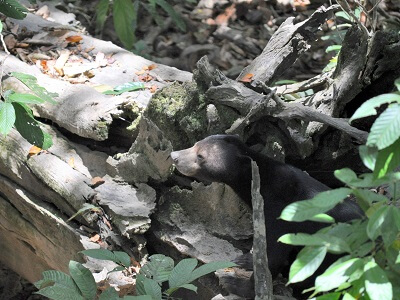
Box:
<box><xmin>237</xmin><ymin>5</ymin><xmax>339</xmax><ymax>86</ymax></box>
<box><xmin>251</xmin><ymin>161</ymin><xmax>273</xmax><ymax>300</ymax></box>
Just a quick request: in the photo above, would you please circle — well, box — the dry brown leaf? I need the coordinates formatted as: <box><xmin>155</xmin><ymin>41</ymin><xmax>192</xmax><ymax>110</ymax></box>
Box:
<box><xmin>139</xmin><ymin>74</ymin><xmax>153</xmax><ymax>82</ymax></box>
<box><xmin>90</xmin><ymin>234</ymin><xmax>101</xmax><ymax>242</ymax></box>
<box><xmin>36</xmin><ymin>5</ymin><xmax>50</xmax><ymax>19</ymax></box>
<box><xmin>135</xmin><ymin>69</ymin><xmax>146</xmax><ymax>75</ymax></box>
<box><xmin>4</xmin><ymin>35</ymin><xmax>17</xmax><ymax>49</ymax></box>
<box><xmin>54</xmin><ymin>50</ymin><xmax>71</xmax><ymax>76</ymax></box>
<box><xmin>239</xmin><ymin>73</ymin><xmax>254</xmax><ymax>83</ymax></box>
<box><xmin>148</xmin><ymin>85</ymin><xmax>158</xmax><ymax>93</ymax></box>
<box><xmin>293</xmin><ymin>0</ymin><xmax>310</xmax><ymax>11</ymax></box>
<box><xmin>68</xmin><ymin>157</ymin><xmax>75</xmax><ymax>168</ymax></box>
<box><xmin>215</xmin><ymin>4</ymin><xmax>236</xmax><ymax>26</ymax></box>
<box><xmin>29</xmin><ymin>145</ymin><xmax>42</xmax><ymax>156</ymax></box>
<box><xmin>90</xmin><ymin>176</ymin><xmax>105</xmax><ymax>188</ymax></box>
<box><xmin>66</xmin><ymin>35</ymin><xmax>83</xmax><ymax>43</ymax></box>
<box><xmin>102</xmin><ymin>216</ymin><xmax>112</xmax><ymax>230</ymax></box>
<box><xmin>40</xmin><ymin>60</ymin><xmax>48</xmax><ymax>71</ymax></box>
<box><xmin>148</xmin><ymin>64</ymin><xmax>157</xmax><ymax>70</ymax></box>
<box><xmin>93</xmin><ymin>84</ymin><xmax>113</xmax><ymax>93</ymax></box>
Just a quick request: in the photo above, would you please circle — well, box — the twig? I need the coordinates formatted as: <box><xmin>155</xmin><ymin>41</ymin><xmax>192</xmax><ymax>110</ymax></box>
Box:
<box><xmin>336</xmin><ymin>0</ymin><xmax>370</xmax><ymax>37</ymax></box>
<box><xmin>275</xmin><ymin>102</ymin><xmax>368</xmax><ymax>143</ymax></box>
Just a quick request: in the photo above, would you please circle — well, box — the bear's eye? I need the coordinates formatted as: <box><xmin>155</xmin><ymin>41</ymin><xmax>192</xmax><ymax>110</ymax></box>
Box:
<box><xmin>197</xmin><ymin>154</ymin><xmax>204</xmax><ymax>162</ymax></box>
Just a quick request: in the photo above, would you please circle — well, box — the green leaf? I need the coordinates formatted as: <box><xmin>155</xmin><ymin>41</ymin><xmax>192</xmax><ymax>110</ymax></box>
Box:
<box><xmin>359</xmin><ymin>145</ymin><xmax>378</xmax><ymax>170</ymax></box>
<box><xmin>367</xmin><ymin>103</ymin><xmax>400</xmax><ymax>149</ymax></box>
<box><xmin>395</xmin><ymin>78</ymin><xmax>400</xmax><ymax>91</ymax></box>
<box><xmin>95</xmin><ymin>0</ymin><xmax>110</xmax><ymax>32</ymax></box>
<box><xmin>326</xmin><ymin>45</ymin><xmax>341</xmax><ymax>53</ymax></box>
<box><xmin>35</xmin><ymin>285</ymin><xmax>84</xmax><ymax>300</ymax></box>
<box><xmin>334</xmin><ymin>168</ymin><xmax>358</xmax><ymax>185</ymax></box>
<box><xmin>99</xmin><ymin>287</ymin><xmax>119</xmax><ymax>300</ymax></box>
<box><xmin>342</xmin><ymin>293</ymin><xmax>356</xmax><ymax>300</ymax></box>
<box><xmin>0</xmin><ymin>101</ymin><xmax>16</xmax><ymax>135</ymax></box>
<box><xmin>279</xmin><ymin>233</ymin><xmax>350</xmax><ymax>254</ymax></box>
<box><xmin>11</xmin><ymin>72</ymin><xmax>58</xmax><ymax>104</ymax></box>
<box><xmin>113</xmin><ymin>0</ymin><xmax>136</xmax><ymax>49</ymax></box>
<box><xmin>367</xmin><ymin>206</ymin><xmax>389</xmax><ymax>240</ymax></box>
<box><xmin>280</xmin><ymin>188</ymin><xmax>351</xmax><ymax>222</ymax></box>
<box><xmin>364</xmin><ymin>258</ymin><xmax>393</xmax><ymax>300</ymax></box>
<box><xmin>334</xmin><ymin>169</ymin><xmax>391</xmax><ymax>188</ymax></box>
<box><xmin>103</xmin><ymin>82</ymin><xmax>145</xmax><ymax>95</ymax></box>
<box><xmin>139</xmin><ymin>254</ymin><xmax>174</xmax><ymax>284</ymax></box>
<box><xmin>35</xmin><ymin>270</ymin><xmax>80</xmax><ymax>293</ymax></box>
<box><xmin>8</xmin><ymin>93</ymin><xmax>45</xmax><ymax>104</ymax></box>
<box><xmin>351</xmin><ymin>189</ymin><xmax>387</xmax><ymax>211</ymax></box>
<box><xmin>309</xmin><ymin>213</ymin><xmax>335</xmax><ymax>223</ymax></box>
<box><xmin>335</xmin><ymin>11</ymin><xmax>351</xmax><ymax>21</ymax></box>
<box><xmin>323</xmin><ymin>56</ymin><xmax>338</xmax><ymax>72</ymax></box>
<box><xmin>288</xmin><ymin>246</ymin><xmax>327</xmax><ymax>284</ymax></box>
<box><xmin>67</xmin><ymin>203</ymin><xmax>100</xmax><ymax>222</ymax></box>
<box><xmin>81</xmin><ymin>249</ymin><xmax>125</xmax><ymax>265</ymax></box>
<box><xmin>380</xmin><ymin>206</ymin><xmax>400</xmax><ymax>248</ymax></box>
<box><xmin>188</xmin><ymin>261</ymin><xmax>236</xmax><ymax>282</ymax></box>
<box><xmin>155</xmin><ymin>0</ymin><xmax>186</xmax><ymax>31</ymax></box>
<box><xmin>114</xmin><ymin>251</ymin><xmax>131</xmax><ymax>267</ymax></box>
<box><xmin>143</xmin><ymin>1</ymin><xmax>163</xmax><ymax>28</ymax></box>
<box><xmin>274</xmin><ymin>79</ymin><xmax>297</xmax><ymax>86</ymax></box>
<box><xmin>136</xmin><ymin>274</ymin><xmax>162</xmax><ymax>299</ymax></box>
<box><xmin>373</xmin><ymin>137</ymin><xmax>400</xmax><ymax>178</ymax></box>
<box><xmin>123</xmin><ymin>296</ymin><xmax>152</xmax><ymax>300</ymax></box>
<box><xmin>315</xmin><ymin>258</ymin><xmax>362</xmax><ymax>293</ymax></box>
<box><xmin>178</xmin><ymin>283</ymin><xmax>198</xmax><ymax>293</ymax></box>
<box><xmin>68</xmin><ymin>261</ymin><xmax>97</xmax><ymax>300</ymax></box>
<box><xmin>168</xmin><ymin>258</ymin><xmax>198</xmax><ymax>289</ymax></box>
<box><xmin>12</xmin><ymin>102</ymin><xmax>53</xmax><ymax>149</ymax></box>
<box><xmin>314</xmin><ymin>292</ymin><xmax>341</xmax><ymax>300</ymax></box>
<box><xmin>0</xmin><ymin>0</ymin><xmax>28</xmax><ymax>19</ymax></box>
<box><xmin>350</xmin><ymin>93</ymin><xmax>400</xmax><ymax>122</ymax></box>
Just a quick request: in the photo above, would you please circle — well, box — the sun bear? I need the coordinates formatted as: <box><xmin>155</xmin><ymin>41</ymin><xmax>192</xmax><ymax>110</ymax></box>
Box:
<box><xmin>170</xmin><ymin>134</ymin><xmax>362</xmax><ymax>289</ymax></box>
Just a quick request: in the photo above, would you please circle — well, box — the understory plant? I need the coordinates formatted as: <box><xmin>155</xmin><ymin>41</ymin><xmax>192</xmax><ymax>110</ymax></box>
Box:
<box><xmin>35</xmin><ymin>249</ymin><xmax>235</xmax><ymax>300</ymax></box>
<box><xmin>0</xmin><ymin>71</ymin><xmax>57</xmax><ymax>149</ymax></box>
<box><xmin>95</xmin><ymin>0</ymin><xmax>187</xmax><ymax>50</ymax></box>
<box><xmin>279</xmin><ymin>79</ymin><xmax>400</xmax><ymax>300</ymax></box>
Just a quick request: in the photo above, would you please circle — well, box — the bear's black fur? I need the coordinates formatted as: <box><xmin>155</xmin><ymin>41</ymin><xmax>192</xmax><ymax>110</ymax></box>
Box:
<box><xmin>170</xmin><ymin>135</ymin><xmax>363</xmax><ymax>292</ymax></box>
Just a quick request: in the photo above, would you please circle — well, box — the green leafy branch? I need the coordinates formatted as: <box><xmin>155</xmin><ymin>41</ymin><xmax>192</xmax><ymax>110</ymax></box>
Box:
<box><xmin>0</xmin><ymin>72</ymin><xmax>58</xmax><ymax>149</ymax></box>
<box><xmin>35</xmin><ymin>250</ymin><xmax>235</xmax><ymax>300</ymax></box>
<box><xmin>278</xmin><ymin>78</ymin><xmax>400</xmax><ymax>300</ymax></box>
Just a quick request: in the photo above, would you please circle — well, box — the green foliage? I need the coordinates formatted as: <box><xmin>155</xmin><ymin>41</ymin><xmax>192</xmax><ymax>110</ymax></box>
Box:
<box><xmin>35</xmin><ymin>262</ymin><xmax>93</xmax><ymax>300</ymax></box>
<box><xmin>37</xmin><ymin>250</ymin><xmax>235</xmax><ymax>299</ymax></box>
<box><xmin>0</xmin><ymin>0</ymin><xmax>29</xmax><ymax>19</ymax></box>
<box><xmin>67</xmin><ymin>203</ymin><xmax>102</xmax><ymax>222</ymax></box>
<box><xmin>279</xmin><ymin>78</ymin><xmax>400</xmax><ymax>300</ymax></box>
<box><xmin>103</xmin><ymin>82</ymin><xmax>145</xmax><ymax>95</ymax></box>
<box><xmin>137</xmin><ymin>254</ymin><xmax>236</xmax><ymax>298</ymax></box>
<box><xmin>95</xmin><ymin>0</ymin><xmax>110</xmax><ymax>33</ymax></box>
<box><xmin>11</xmin><ymin>72</ymin><xmax>58</xmax><ymax>104</ymax></box>
<box><xmin>81</xmin><ymin>248</ymin><xmax>131</xmax><ymax>268</ymax></box>
<box><xmin>95</xmin><ymin>0</ymin><xmax>186</xmax><ymax>50</ymax></box>
<box><xmin>113</xmin><ymin>0</ymin><xmax>137</xmax><ymax>49</ymax></box>
<box><xmin>0</xmin><ymin>73</ymin><xmax>57</xmax><ymax>149</ymax></box>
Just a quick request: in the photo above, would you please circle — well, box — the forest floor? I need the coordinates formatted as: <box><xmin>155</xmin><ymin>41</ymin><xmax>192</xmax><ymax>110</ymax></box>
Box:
<box><xmin>84</xmin><ymin>0</ymin><xmax>400</xmax><ymax>80</ymax></box>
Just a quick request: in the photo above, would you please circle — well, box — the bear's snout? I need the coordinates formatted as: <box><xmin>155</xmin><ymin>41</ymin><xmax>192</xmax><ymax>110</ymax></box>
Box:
<box><xmin>170</xmin><ymin>151</ymin><xmax>179</xmax><ymax>164</ymax></box>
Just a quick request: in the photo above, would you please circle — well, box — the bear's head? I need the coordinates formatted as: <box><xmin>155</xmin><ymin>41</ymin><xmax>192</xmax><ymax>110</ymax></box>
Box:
<box><xmin>170</xmin><ymin>135</ymin><xmax>251</xmax><ymax>185</ymax></box>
